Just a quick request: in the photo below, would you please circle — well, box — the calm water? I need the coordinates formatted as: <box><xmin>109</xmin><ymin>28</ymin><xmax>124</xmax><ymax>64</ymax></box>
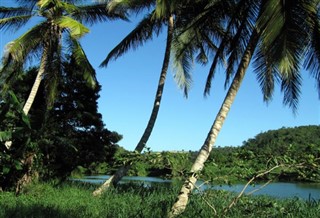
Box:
<box><xmin>72</xmin><ymin>175</ymin><xmax>320</xmax><ymax>200</ymax></box>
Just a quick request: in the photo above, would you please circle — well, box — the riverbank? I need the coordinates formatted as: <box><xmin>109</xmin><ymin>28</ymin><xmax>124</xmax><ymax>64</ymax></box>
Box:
<box><xmin>0</xmin><ymin>182</ymin><xmax>319</xmax><ymax>218</ymax></box>
<box><xmin>71</xmin><ymin>175</ymin><xmax>320</xmax><ymax>200</ymax></box>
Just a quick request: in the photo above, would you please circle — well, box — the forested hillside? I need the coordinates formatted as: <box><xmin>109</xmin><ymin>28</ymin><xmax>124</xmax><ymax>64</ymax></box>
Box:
<box><xmin>206</xmin><ymin>125</ymin><xmax>320</xmax><ymax>183</ymax></box>
<box><xmin>92</xmin><ymin>125</ymin><xmax>320</xmax><ymax>183</ymax></box>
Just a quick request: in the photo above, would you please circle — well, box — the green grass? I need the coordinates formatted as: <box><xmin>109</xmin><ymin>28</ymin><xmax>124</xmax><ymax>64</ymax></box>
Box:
<box><xmin>0</xmin><ymin>182</ymin><xmax>319</xmax><ymax>218</ymax></box>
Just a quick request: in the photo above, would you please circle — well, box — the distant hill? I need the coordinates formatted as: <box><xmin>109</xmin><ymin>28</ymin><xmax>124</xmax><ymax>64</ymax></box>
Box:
<box><xmin>203</xmin><ymin>125</ymin><xmax>320</xmax><ymax>182</ymax></box>
<box><xmin>242</xmin><ymin>125</ymin><xmax>320</xmax><ymax>155</ymax></box>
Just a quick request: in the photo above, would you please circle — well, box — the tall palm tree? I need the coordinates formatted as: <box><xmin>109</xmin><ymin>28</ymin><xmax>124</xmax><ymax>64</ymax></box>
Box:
<box><xmin>0</xmin><ymin>0</ymin><xmax>126</xmax><ymax>147</ymax></box>
<box><xmin>92</xmin><ymin>0</ymin><xmax>182</xmax><ymax>196</ymax></box>
<box><xmin>0</xmin><ymin>0</ymin><xmax>126</xmax><ymax>192</ymax></box>
<box><xmin>169</xmin><ymin>0</ymin><xmax>320</xmax><ymax>216</ymax></box>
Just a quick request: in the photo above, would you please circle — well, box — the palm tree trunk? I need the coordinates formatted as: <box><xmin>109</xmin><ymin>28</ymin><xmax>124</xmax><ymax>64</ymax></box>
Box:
<box><xmin>15</xmin><ymin>49</ymin><xmax>48</xmax><ymax>195</ymax></box>
<box><xmin>22</xmin><ymin>52</ymin><xmax>47</xmax><ymax>115</ymax></box>
<box><xmin>4</xmin><ymin>53</ymin><xmax>46</xmax><ymax>151</ymax></box>
<box><xmin>168</xmin><ymin>30</ymin><xmax>260</xmax><ymax>217</ymax></box>
<box><xmin>92</xmin><ymin>15</ymin><xmax>174</xmax><ymax>196</ymax></box>
<box><xmin>5</xmin><ymin>50</ymin><xmax>48</xmax><ymax>152</ymax></box>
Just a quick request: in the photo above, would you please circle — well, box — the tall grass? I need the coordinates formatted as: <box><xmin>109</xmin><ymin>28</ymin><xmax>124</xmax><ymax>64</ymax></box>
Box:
<box><xmin>0</xmin><ymin>182</ymin><xmax>319</xmax><ymax>217</ymax></box>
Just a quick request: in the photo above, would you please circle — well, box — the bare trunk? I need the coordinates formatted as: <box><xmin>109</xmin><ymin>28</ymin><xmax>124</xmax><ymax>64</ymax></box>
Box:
<box><xmin>15</xmin><ymin>21</ymin><xmax>62</xmax><ymax>194</ymax></box>
<box><xmin>14</xmin><ymin>51</ymin><xmax>47</xmax><ymax>195</ymax></box>
<box><xmin>168</xmin><ymin>30</ymin><xmax>259</xmax><ymax>217</ymax></box>
<box><xmin>5</xmin><ymin>48</ymin><xmax>47</xmax><ymax>151</ymax></box>
<box><xmin>15</xmin><ymin>153</ymin><xmax>38</xmax><ymax>195</ymax></box>
<box><xmin>93</xmin><ymin>16</ymin><xmax>174</xmax><ymax>196</ymax></box>
<box><xmin>22</xmin><ymin>54</ymin><xmax>47</xmax><ymax>115</ymax></box>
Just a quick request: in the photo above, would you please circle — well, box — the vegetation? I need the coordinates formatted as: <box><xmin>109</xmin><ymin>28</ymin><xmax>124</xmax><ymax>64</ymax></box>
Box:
<box><xmin>0</xmin><ymin>1</ymin><xmax>319</xmax><ymax>217</ymax></box>
<box><xmin>0</xmin><ymin>182</ymin><xmax>319</xmax><ymax>218</ymax></box>
<box><xmin>0</xmin><ymin>0</ymin><xmax>126</xmax><ymax>192</ymax></box>
<box><xmin>0</xmin><ymin>59</ymin><xmax>122</xmax><ymax>191</ymax></box>
<box><xmin>91</xmin><ymin>126</ymin><xmax>319</xmax><ymax>184</ymax></box>
<box><xmin>169</xmin><ymin>0</ymin><xmax>320</xmax><ymax>214</ymax></box>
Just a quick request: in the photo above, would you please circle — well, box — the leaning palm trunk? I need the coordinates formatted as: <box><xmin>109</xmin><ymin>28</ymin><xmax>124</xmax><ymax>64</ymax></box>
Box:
<box><xmin>5</xmin><ymin>49</ymin><xmax>48</xmax><ymax>151</ymax></box>
<box><xmin>23</xmin><ymin>51</ymin><xmax>48</xmax><ymax>115</ymax></box>
<box><xmin>92</xmin><ymin>16</ymin><xmax>174</xmax><ymax>196</ymax></box>
<box><xmin>15</xmin><ymin>49</ymin><xmax>48</xmax><ymax>195</ymax></box>
<box><xmin>168</xmin><ymin>30</ymin><xmax>260</xmax><ymax>217</ymax></box>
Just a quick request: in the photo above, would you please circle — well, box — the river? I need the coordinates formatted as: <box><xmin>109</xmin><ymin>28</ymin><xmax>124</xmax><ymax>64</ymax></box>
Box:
<box><xmin>71</xmin><ymin>175</ymin><xmax>320</xmax><ymax>200</ymax></box>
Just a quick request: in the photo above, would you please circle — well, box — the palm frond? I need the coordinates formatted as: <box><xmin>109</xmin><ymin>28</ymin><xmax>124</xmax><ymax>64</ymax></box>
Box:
<box><xmin>3</xmin><ymin>22</ymin><xmax>47</xmax><ymax>62</ymax></box>
<box><xmin>204</xmin><ymin>39</ymin><xmax>227</xmax><ymax>96</ymax></box>
<box><xmin>100</xmin><ymin>11</ymin><xmax>163</xmax><ymax>67</ymax></box>
<box><xmin>303</xmin><ymin>5</ymin><xmax>320</xmax><ymax>98</ymax></box>
<box><xmin>73</xmin><ymin>3</ymin><xmax>128</xmax><ymax>25</ymax></box>
<box><xmin>0</xmin><ymin>6</ymin><xmax>32</xmax><ymax>19</ymax></box>
<box><xmin>107</xmin><ymin>0</ymin><xmax>155</xmax><ymax>14</ymax></box>
<box><xmin>0</xmin><ymin>15</ymin><xmax>32</xmax><ymax>32</ymax></box>
<box><xmin>44</xmin><ymin>41</ymin><xmax>63</xmax><ymax>109</ymax></box>
<box><xmin>0</xmin><ymin>53</ymin><xmax>23</xmax><ymax>94</ymax></box>
<box><xmin>280</xmin><ymin>69</ymin><xmax>302</xmax><ymax>114</ymax></box>
<box><xmin>257</xmin><ymin>0</ymin><xmax>284</xmax><ymax>45</ymax></box>
<box><xmin>55</xmin><ymin>15</ymin><xmax>89</xmax><ymax>39</ymax></box>
<box><xmin>172</xmin><ymin>52</ymin><xmax>193</xmax><ymax>97</ymax></box>
<box><xmin>259</xmin><ymin>1</ymin><xmax>305</xmax><ymax>88</ymax></box>
<box><xmin>172</xmin><ymin>29</ymin><xmax>196</xmax><ymax>97</ymax></box>
<box><xmin>0</xmin><ymin>23</ymin><xmax>47</xmax><ymax>92</ymax></box>
<box><xmin>154</xmin><ymin>0</ymin><xmax>177</xmax><ymax>18</ymax></box>
<box><xmin>195</xmin><ymin>45</ymin><xmax>209</xmax><ymax>66</ymax></box>
<box><xmin>253</xmin><ymin>41</ymin><xmax>279</xmax><ymax>103</ymax></box>
<box><xmin>225</xmin><ymin>8</ymin><xmax>254</xmax><ymax>89</ymax></box>
<box><xmin>68</xmin><ymin>37</ymin><xmax>97</xmax><ymax>88</ymax></box>
<box><xmin>37</xmin><ymin>0</ymin><xmax>56</xmax><ymax>10</ymax></box>
<box><xmin>13</xmin><ymin>0</ymin><xmax>38</xmax><ymax>9</ymax></box>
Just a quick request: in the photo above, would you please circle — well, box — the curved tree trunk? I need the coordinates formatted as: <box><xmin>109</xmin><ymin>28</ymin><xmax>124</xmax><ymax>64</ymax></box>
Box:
<box><xmin>15</xmin><ymin>49</ymin><xmax>48</xmax><ymax>195</ymax></box>
<box><xmin>5</xmin><ymin>52</ymin><xmax>47</xmax><ymax>152</ymax></box>
<box><xmin>23</xmin><ymin>53</ymin><xmax>48</xmax><ymax>115</ymax></box>
<box><xmin>15</xmin><ymin>20</ymin><xmax>61</xmax><ymax>194</ymax></box>
<box><xmin>92</xmin><ymin>15</ymin><xmax>174</xmax><ymax>196</ymax></box>
<box><xmin>5</xmin><ymin>49</ymin><xmax>48</xmax><ymax>151</ymax></box>
<box><xmin>168</xmin><ymin>30</ymin><xmax>260</xmax><ymax>217</ymax></box>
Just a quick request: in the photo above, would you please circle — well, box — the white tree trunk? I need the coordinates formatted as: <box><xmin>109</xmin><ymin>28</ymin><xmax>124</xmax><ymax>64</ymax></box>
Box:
<box><xmin>168</xmin><ymin>30</ymin><xmax>259</xmax><ymax>217</ymax></box>
<box><xmin>5</xmin><ymin>50</ymin><xmax>47</xmax><ymax>150</ymax></box>
<box><xmin>14</xmin><ymin>50</ymin><xmax>47</xmax><ymax>194</ymax></box>
<box><xmin>22</xmin><ymin>52</ymin><xmax>47</xmax><ymax>115</ymax></box>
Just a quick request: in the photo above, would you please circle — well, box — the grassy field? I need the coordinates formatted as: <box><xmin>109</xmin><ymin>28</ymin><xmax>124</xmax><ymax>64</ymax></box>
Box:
<box><xmin>0</xmin><ymin>182</ymin><xmax>319</xmax><ymax>218</ymax></box>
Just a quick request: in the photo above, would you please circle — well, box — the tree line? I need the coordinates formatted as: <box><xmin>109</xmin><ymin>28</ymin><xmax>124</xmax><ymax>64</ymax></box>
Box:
<box><xmin>0</xmin><ymin>1</ymin><xmax>319</xmax><ymax>217</ymax></box>
<box><xmin>85</xmin><ymin>125</ymin><xmax>319</xmax><ymax>184</ymax></box>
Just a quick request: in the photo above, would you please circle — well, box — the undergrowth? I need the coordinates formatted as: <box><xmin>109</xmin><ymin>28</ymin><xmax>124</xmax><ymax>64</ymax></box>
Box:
<box><xmin>0</xmin><ymin>182</ymin><xmax>319</xmax><ymax>218</ymax></box>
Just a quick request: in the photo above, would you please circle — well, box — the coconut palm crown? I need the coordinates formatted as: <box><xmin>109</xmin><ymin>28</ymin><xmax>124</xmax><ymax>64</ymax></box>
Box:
<box><xmin>0</xmin><ymin>0</ymin><xmax>127</xmax><ymax>114</ymax></box>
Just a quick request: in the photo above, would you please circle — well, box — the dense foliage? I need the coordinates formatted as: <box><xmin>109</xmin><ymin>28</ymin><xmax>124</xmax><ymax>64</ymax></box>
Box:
<box><xmin>0</xmin><ymin>92</ymin><xmax>33</xmax><ymax>191</ymax></box>
<box><xmin>0</xmin><ymin>59</ymin><xmax>122</xmax><ymax>190</ymax></box>
<box><xmin>100</xmin><ymin>126</ymin><xmax>320</xmax><ymax>183</ymax></box>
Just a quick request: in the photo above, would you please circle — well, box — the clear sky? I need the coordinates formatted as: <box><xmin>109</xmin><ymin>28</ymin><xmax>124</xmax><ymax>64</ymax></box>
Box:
<box><xmin>0</xmin><ymin>2</ymin><xmax>319</xmax><ymax>152</ymax></box>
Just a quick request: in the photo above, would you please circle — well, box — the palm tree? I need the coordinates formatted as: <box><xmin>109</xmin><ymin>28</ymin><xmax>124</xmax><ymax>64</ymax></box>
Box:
<box><xmin>0</xmin><ymin>0</ymin><xmax>126</xmax><ymax>192</ymax></box>
<box><xmin>0</xmin><ymin>0</ymin><xmax>126</xmax><ymax>145</ymax></box>
<box><xmin>92</xmin><ymin>0</ymin><xmax>181</xmax><ymax>196</ymax></box>
<box><xmin>169</xmin><ymin>0</ymin><xmax>320</xmax><ymax>216</ymax></box>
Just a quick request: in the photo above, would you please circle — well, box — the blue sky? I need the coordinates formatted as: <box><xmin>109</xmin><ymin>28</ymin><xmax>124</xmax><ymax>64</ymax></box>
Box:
<box><xmin>0</xmin><ymin>2</ymin><xmax>319</xmax><ymax>151</ymax></box>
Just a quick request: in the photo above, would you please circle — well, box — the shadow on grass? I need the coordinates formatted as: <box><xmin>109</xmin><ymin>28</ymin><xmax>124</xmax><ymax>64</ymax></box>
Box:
<box><xmin>2</xmin><ymin>204</ymin><xmax>75</xmax><ymax>218</ymax></box>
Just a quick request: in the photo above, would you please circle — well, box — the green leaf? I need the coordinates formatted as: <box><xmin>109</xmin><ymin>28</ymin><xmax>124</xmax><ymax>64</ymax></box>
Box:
<box><xmin>21</xmin><ymin>113</ymin><xmax>31</xmax><ymax>128</ymax></box>
<box><xmin>14</xmin><ymin>160</ymin><xmax>23</xmax><ymax>170</ymax></box>
<box><xmin>3</xmin><ymin>167</ymin><xmax>10</xmax><ymax>174</ymax></box>
<box><xmin>0</xmin><ymin>131</ymin><xmax>12</xmax><ymax>141</ymax></box>
<box><xmin>55</xmin><ymin>16</ymin><xmax>89</xmax><ymax>39</ymax></box>
<box><xmin>8</xmin><ymin>90</ymin><xmax>20</xmax><ymax>106</ymax></box>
